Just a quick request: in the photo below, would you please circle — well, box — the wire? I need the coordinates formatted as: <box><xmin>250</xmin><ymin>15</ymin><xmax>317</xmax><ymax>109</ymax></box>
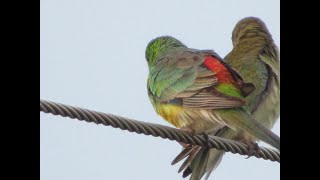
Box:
<box><xmin>40</xmin><ymin>99</ymin><xmax>280</xmax><ymax>163</ymax></box>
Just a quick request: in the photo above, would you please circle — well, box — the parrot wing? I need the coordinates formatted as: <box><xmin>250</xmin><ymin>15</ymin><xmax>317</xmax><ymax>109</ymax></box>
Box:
<box><xmin>259</xmin><ymin>43</ymin><xmax>280</xmax><ymax>79</ymax></box>
<box><xmin>148</xmin><ymin>50</ymin><xmax>254</xmax><ymax>109</ymax></box>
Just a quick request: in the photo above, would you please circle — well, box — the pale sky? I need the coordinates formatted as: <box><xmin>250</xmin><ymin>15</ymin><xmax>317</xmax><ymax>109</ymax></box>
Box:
<box><xmin>40</xmin><ymin>0</ymin><xmax>280</xmax><ymax>179</ymax></box>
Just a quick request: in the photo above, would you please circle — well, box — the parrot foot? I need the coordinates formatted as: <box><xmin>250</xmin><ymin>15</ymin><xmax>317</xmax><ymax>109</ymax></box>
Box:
<box><xmin>178</xmin><ymin>127</ymin><xmax>196</xmax><ymax>148</ymax></box>
<box><xmin>201</xmin><ymin>132</ymin><xmax>210</xmax><ymax>148</ymax></box>
<box><xmin>181</xmin><ymin>127</ymin><xmax>196</xmax><ymax>135</ymax></box>
<box><xmin>243</xmin><ymin>141</ymin><xmax>260</xmax><ymax>158</ymax></box>
<box><xmin>235</xmin><ymin>135</ymin><xmax>261</xmax><ymax>158</ymax></box>
<box><xmin>178</xmin><ymin>142</ymin><xmax>192</xmax><ymax>148</ymax></box>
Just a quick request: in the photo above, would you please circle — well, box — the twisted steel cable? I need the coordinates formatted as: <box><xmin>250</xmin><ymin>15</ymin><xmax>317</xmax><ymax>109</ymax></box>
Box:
<box><xmin>40</xmin><ymin>99</ymin><xmax>280</xmax><ymax>163</ymax></box>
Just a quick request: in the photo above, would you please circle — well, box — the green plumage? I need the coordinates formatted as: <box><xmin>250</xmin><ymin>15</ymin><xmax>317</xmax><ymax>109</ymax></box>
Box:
<box><xmin>145</xmin><ymin>31</ymin><xmax>280</xmax><ymax>180</ymax></box>
<box><xmin>215</xmin><ymin>84</ymin><xmax>242</xmax><ymax>98</ymax></box>
<box><xmin>183</xmin><ymin>17</ymin><xmax>280</xmax><ymax>180</ymax></box>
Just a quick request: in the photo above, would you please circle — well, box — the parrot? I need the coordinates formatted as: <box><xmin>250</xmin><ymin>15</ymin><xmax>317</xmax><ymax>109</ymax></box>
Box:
<box><xmin>145</xmin><ymin>34</ymin><xmax>280</xmax><ymax>178</ymax></box>
<box><xmin>173</xmin><ymin>17</ymin><xmax>280</xmax><ymax>180</ymax></box>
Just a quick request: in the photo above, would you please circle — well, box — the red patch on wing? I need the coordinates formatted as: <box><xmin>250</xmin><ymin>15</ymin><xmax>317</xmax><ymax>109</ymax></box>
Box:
<box><xmin>203</xmin><ymin>56</ymin><xmax>235</xmax><ymax>84</ymax></box>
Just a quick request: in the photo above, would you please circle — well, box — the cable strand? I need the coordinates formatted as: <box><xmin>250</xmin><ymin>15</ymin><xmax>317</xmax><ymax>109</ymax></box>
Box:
<box><xmin>40</xmin><ymin>99</ymin><xmax>280</xmax><ymax>163</ymax></box>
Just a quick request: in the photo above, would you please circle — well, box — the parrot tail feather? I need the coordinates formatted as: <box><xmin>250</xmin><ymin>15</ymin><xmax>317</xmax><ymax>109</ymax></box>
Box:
<box><xmin>178</xmin><ymin>146</ymin><xmax>202</xmax><ymax>173</ymax></box>
<box><xmin>172</xmin><ymin>129</ymin><xmax>228</xmax><ymax>180</ymax></box>
<box><xmin>172</xmin><ymin>145</ymin><xmax>197</xmax><ymax>165</ymax></box>
<box><xmin>181</xmin><ymin>147</ymin><xmax>224</xmax><ymax>180</ymax></box>
<box><xmin>218</xmin><ymin>109</ymin><xmax>280</xmax><ymax>150</ymax></box>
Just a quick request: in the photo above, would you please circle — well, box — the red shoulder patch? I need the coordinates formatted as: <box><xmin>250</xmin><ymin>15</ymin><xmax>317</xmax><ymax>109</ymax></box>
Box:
<box><xmin>203</xmin><ymin>56</ymin><xmax>235</xmax><ymax>84</ymax></box>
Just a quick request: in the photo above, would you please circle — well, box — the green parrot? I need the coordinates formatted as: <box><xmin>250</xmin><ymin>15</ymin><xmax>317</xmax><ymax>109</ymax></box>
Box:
<box><xmin>145</xmin><ymin>34</ymin><xmax>280</xmax><ymax>176</ymax></box>
<box><xmin>174</xmin><ymin>17</ymin><xmax>280</xmax><ymax>180</ymax></box>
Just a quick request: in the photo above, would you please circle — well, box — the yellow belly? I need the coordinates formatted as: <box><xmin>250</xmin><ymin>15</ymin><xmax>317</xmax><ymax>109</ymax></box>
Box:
<box><xmin>156</xmin><ymin>103</ymin><xmax>184</xmax><ymax>128</ymax></box>
<box><xmin>155</xmin><ymin>102</ymin><xmax>225</xmax><ymax>134</ymax></box>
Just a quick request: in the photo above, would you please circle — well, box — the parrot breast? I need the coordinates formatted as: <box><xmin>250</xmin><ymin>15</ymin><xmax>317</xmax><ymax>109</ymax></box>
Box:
<box><xmin>155</xmin><ymin>102</ymin><xmax>226</xmax><ymax>134</ymax></box>
<box><xmin>155</xmin><ymin>103</ymin><xmax>185</xmax><ymax>128</ymax></box>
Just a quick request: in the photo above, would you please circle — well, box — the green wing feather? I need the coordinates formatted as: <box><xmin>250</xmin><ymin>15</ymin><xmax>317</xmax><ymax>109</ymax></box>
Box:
<box><xmin>259</xmin><ymin>43</ymin><xmax>280</xmax><ymax>79</ymax></box>
<box><xmin>148</xmin><ymin>50</ymin><xmax>249</xmax><ymax>109</ymax></box>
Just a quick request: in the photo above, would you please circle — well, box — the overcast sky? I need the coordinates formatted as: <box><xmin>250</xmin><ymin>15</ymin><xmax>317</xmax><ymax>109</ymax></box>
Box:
<box><xmin>40</xmin><ymin>0</ymin><xmax>280</xmax><ymax>179</ymax></box>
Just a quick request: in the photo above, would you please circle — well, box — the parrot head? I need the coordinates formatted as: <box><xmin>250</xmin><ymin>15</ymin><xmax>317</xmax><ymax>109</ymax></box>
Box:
<box><xmin>231</xmin><ymin>17</ymin><xmax>271</xmax><ymax>46</ymax></box>
<box><xmin>145</xmin><ymin>36</ymin><xmax>187</xmax><ymax>67</ymax></box>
